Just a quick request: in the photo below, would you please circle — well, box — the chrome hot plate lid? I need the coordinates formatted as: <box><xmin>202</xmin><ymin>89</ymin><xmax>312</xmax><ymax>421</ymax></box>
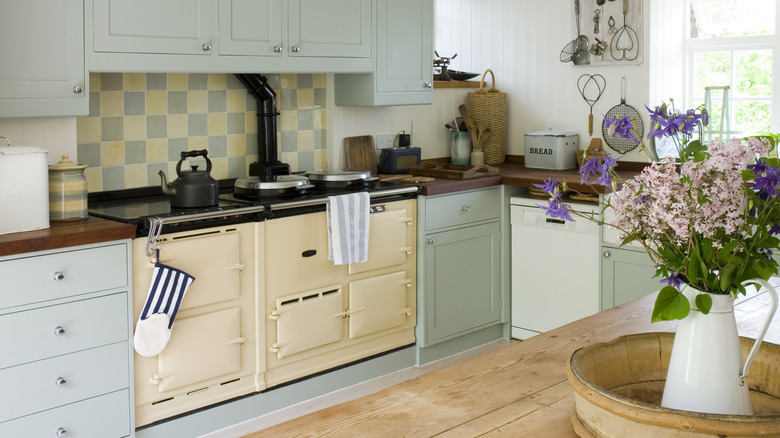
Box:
<box><xmin>304</xmin><ymin>169</ymin><xmax>378</xmax><ymax>183</ymax></box>
<box><xmin>234</xmin><ymin>174</ymin><xmax>312</xmax><ymax>190</ymax></box>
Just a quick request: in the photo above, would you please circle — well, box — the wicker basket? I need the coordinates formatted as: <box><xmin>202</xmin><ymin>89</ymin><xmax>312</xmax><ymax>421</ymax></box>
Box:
<box><xmin>467</xmin><ymin>69</ymin><xmax>508</xmax><ymax>165</ymax></box>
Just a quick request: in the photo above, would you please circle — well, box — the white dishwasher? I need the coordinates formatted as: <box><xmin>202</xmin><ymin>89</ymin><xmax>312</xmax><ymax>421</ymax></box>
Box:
<box><xmin>510</xmin><ymin>196</ymin><xmax>600</xmax><ymax>339</ymax></box>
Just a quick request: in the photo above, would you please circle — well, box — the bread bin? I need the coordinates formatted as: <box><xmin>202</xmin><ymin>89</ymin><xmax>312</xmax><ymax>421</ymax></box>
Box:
<box><xmin>524</xmin><ymin>129</ymin><xmax>579</xmax><ymax>170</ymax></box>
<box><xmin>49</xmin><ymin>154</ymin><xmax>88</xmax><ymax>221</ymax></box>
<box><xmin>0</xmin><ymin>137</ymin><xmax>49</xmax><ymax>234</ymax></box>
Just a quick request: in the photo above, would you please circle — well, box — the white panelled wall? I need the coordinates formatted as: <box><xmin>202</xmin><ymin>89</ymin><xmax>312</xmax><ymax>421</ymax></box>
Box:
<box><xmin>329</xmin><ymin>0</ymin><xmax>687</xmax><ymax>168</ymax></box>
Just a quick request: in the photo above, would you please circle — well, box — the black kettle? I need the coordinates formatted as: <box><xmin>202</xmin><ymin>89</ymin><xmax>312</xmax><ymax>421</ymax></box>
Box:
<box><xmin>159</xmin><ymin>150</ymin><xmax>219</xmax><ymax>208</ymax></box>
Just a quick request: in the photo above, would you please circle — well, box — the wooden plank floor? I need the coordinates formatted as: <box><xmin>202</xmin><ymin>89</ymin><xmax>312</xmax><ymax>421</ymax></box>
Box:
<box><xmin>241</xmin><ymin>284</ymin><xmax>780</xmax><ymax>438</ymax></box>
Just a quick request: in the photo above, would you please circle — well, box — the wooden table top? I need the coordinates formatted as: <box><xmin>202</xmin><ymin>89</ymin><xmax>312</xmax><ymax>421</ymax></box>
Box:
<box><xmin>246</xmin><ymin>288</ymin><xmax>780</xmax><ymax>437</ymax></box>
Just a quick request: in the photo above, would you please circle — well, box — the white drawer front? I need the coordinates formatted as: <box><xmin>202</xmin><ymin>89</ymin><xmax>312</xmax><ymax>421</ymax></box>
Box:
<box><xmin>0</xmin><ymin>342</ymin><xmax>129</xmax><ymax>422</ymax></box>
<box><xmin>0</xmin><ymin>243</ymin><xmax>128</xmax><ymax>309</ymax></box>
<box><xmin>425</xmin><ymin>188</ymin><xmax>500</xmax><ymax>231</ymax></box>
<box><xmin>0</xmin><ymin>389</ymin><xmax>131</xmax><ymax>437</ymax></box>
<box><xmin>0</xmin><ymin>293</ymin><xmax>128</xmax><ymax>369</ymax></box>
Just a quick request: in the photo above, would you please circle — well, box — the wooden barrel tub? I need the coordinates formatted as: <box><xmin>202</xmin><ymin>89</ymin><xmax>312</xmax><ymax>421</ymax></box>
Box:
<box><xmin>567</xmin><ymin>332</ymin><xmax>780</xmax><ymax>437</ymax></box>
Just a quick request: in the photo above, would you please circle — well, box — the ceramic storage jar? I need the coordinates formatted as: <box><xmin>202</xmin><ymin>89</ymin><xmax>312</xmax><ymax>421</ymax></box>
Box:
<box><xmin>48</xmin><ymin>154</ymin><xmax>88</xmax><ymax>221</ymax></box>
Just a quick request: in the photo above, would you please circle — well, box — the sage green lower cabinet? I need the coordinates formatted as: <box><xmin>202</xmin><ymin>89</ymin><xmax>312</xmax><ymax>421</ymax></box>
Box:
<box><xmin>416</xmin><ymin>186</ymin><xmax>518</xmax><ymax>364</ymax></box>
<box><xmin>601</xmin><ymin>245</ymin><xmax>660</xmax><ymax>309</ymax></box>
<box><xmin>0</xmin><ymin>240</ymin><xmax>134</xmax><ymax>437</ymax></box>
<box><xmin>421</xmin><ymin>222</ymin><xmax>501</xmax><ymax>343</ymax></box>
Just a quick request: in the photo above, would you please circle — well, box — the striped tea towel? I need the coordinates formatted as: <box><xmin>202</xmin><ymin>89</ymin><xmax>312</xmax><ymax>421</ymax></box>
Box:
<box><xmin>326</xmin><ymin>192</ymin><xmax>370</xmax><ymax>265</ymax></box>
<box><xmin>134</xmin><ymin>262</ymin><xmax>195</xmax><ymax>357</ymax></box>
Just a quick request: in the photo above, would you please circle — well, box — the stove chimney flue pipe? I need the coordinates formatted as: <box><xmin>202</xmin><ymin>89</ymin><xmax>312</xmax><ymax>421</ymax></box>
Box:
<box><xmin>235</xmin><ymin>74</ymin><xmax>291</xmax><ymax>178</ymax></box>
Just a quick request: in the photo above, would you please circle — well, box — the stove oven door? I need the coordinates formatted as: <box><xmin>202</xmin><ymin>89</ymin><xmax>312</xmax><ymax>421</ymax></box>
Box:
<box><xmin>270</xmin><ymin>286</ymin><xmax>344</xmax><ymax>359</ymax></box>
<box><xmin>348</xmin><ymin>203</ymin><xmax>413</xmax><ymax>275</ymax></box>
<box><xmin>348</xmin><ymin>271</ymin><xmax>412</xmax><ymax>338</ymax></box>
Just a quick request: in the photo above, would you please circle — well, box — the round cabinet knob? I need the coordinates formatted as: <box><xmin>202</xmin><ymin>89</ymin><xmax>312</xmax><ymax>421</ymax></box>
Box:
<box><xmin>53</xmin><ymin>271</ymin><xmax>65</xmax><ymax>281</ymax></box>
<box><xmin>603</xmin><ymin>251</ymin><xmax>611</xmax><ymax>258</ymax></box>
<box><xmin>426</xmin><ymin>238</ymin><xmax>435</xmax><ymax>245</ymax></box>
<box><xmin>291</xmin><ymin>46</ymin><xmax>301</xmax><ymax>53</ymax></box>
<box><xmin>202</xmin><ymin>42</ymin><xmax>211</xmax><ymax>51</ymax></box>
<box><xmin>54</xmin><ymin>326</ymin><xmax>66</xmax><ymax>336</ymax></box>
<box><xmin>462</xmin><ymin>205</ymin><xmax>471</xmax><ymax>212</ymax></box>
<box><xmin>72</xmin><ymin>84</ymin><xmax>83</xmax><ymax>94</ymax></box>
<box><xmin>56</xmin><ymin>427</ymin><xmax>68</xmax><ymax>437</ymax></box>
<box><xmin>54</xmin><ymin>377</ymin><xmax>67</xmax><ymax>387</ymax></box>
<box><xmin>273</xmin><ymin>45</ymin><xmax>283</xmax><ymax>53</ymax></box>
<box><xmin>424</xmin><ymin>82</ymin><xmax>433</xmax><ymax>89</ymax></box>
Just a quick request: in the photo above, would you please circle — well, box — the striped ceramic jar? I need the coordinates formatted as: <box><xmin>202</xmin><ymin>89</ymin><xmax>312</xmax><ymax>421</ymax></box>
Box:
<box><xmin>49</xmin><ymin>154</ymin><xmax>88</xmax><ymax>221</ymax></box>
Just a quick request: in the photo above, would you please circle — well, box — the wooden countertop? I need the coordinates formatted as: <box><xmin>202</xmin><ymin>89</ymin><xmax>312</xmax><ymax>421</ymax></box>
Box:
<box><xmin>410</xmin><ymin>160</ymin><xmax>645</xmax><ymax>196</ymax></box>
<box><xmin>0</xmin><ymin>216</ymin><xmax>136</xmax><ymax>257</ymax></box>
<box><xmin>248</xmin><ymin>289</ymin><xmax>780</xmax><ymax>437</ymax></box>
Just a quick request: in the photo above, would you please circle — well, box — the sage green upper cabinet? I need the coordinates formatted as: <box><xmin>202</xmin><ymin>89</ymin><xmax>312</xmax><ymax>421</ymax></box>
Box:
<box><xmin>93</xmin><ymin>0</ymin><xmax>213</xmax><ymax>55</ymax></box>
<box><xmin>335</xmin><ymin>0</ymin><xmax>433</xmax><ymax>106</ymax></box>
<box><xmin>0</xmin><ymin>0</ymin><xmax>87</xmax><ymax>118</ymax></box>
<box><xmin>89</xmin><ymin>0</ymin><xmax>373</xmax><ymax>73</ymax></box>
<box><xmin>218</xmin><ymin>0</ymin><xmax>282</xmax><ymax>56</ymax></box>
<box><xmin>289</xmin><ymin>0</ymin><xmax>372</xmax><ymax>58</ymax></box>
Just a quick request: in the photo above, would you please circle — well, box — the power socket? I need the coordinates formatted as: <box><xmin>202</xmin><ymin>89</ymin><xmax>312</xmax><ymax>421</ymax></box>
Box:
<box><xmin>376</xmin><ymin>134</ymin><xmax>395</xmax><ymax>149</ymax></box>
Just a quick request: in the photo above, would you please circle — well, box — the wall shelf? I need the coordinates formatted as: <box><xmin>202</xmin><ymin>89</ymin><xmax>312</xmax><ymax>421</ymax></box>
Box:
<box><xmin>434</xmin><ymin>81</ymin><xmax>481</xmax><ymax>89</ymax></box>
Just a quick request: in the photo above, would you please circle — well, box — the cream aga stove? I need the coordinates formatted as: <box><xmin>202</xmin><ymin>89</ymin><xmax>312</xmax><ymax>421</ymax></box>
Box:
<box><xmin>89</xmin><ymin>179</ymin><xmax>418</xmax><ymax>427</ymax></box>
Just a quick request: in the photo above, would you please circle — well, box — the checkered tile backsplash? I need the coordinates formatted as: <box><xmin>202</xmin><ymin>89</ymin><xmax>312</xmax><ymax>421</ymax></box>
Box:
<box><xmin>77</xmin><ymin>73</ymin><xmax>327</xmax><ymax>192</ymax></box>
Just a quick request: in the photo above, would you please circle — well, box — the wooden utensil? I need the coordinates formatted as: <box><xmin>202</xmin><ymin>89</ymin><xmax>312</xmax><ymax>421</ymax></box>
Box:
<box><xmin>458</xmin><ymin>104</ymin><xmax>477</xmax><ymax>146</ymax></box>
<box><xmin>477</xmin><ymin>128</ymin><xmax>491</xmax><ymax>151</ymax></box>
<box><xmin>343</xmin><ymin>135</ymin><xmax>377</xmax><ymax>173</ymax></box>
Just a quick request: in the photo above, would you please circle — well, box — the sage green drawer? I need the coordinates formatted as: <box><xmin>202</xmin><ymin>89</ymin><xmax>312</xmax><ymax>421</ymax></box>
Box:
<box><xmin>0</xmin><ymin>243</ymin><xmax>128</xmax><ymax>309</ymax></box>
<box><xmin>424</xmin><ymin>188</ymin><xmax>501</xmax><ymax>231</ymax></box>
<box><xmin>0</xmin><ymin>389</ymin><xmax>131</xmax><ymax>437</ymax></box>
<box><xmin>0</xmin><ymin>342</ymin><xmax>129</xmax><ymax>422</ymax></box>
<box><xmin>0</xmin><ymin>293</ymin><xmax>128</xmax><ymax>369</ymax></box>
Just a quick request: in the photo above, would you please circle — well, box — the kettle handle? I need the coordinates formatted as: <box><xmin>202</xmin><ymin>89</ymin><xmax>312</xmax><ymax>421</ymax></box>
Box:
<box><xmin>739</xmin><ymin>278</ymin><xmax>778</xmax><ymax>385</ymax></box>
<box><xmin>176</xmin><ymin>149</ymin><xmax>212</xmax><ymax>175</ymax></box>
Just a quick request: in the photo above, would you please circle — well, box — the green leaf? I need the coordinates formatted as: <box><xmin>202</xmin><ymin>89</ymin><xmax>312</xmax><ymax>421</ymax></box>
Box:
<box><xmin>688</xmin><ymin>247</ymin><xmax>702</xmax><ymax>284</ymax></box>
<box><xmin>716</xmin><ymin>241</ymin><xmax>740</xmax><ymax>264</ymax></box>
<box><xmin>719</xmin><ymin>263</ymin><xmax>737</xmax><ymax>291</ymax></box>
<box><xmin>700</xmin><ymin>238</ymin><xmax>714</xmax><ymax>264</ymax></box>
<box><xmin>652</xmin><ymin>286</ymin><xmax>691</xmax><ymax>322</ymax></box>
<box><xmin>695</xmin><ymin>293</ymin><xmax>713</xmax><ymax>315</ymax></box>
<box><xmin>693</xmin><ymin>150</ymin><xmax>710</xmax><ymax>162</ymax></box>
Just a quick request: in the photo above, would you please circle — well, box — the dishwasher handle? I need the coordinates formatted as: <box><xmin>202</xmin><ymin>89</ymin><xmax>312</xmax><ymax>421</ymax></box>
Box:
<box><xmin>545</xmin><ymin>218</ymin><xmax>566</xmax><ymax>225</ymax></box>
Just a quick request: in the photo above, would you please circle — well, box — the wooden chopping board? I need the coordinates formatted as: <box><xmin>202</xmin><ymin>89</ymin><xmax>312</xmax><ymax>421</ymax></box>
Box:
<box><xmin>344</xmin><ymin>135</ymin><xmax>377</xmax><ymax>173</ymax></box>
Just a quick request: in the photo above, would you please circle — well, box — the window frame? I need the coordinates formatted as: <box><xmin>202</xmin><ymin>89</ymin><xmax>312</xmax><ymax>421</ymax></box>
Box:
<box><xmin>684</xmin><ymin>1</ymin><xmax>780</xmax><ymax>136</ymax></box>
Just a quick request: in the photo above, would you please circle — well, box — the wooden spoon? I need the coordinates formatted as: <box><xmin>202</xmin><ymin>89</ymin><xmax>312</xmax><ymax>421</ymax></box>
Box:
<box><xmin>458</xmin><ymin>104</ymin><xmax>478</xmax><ymax>146</ymax></box>
<box><xmin>477</xmin><ymin>128</ymin><xmax>491</xmax><ymax>151</ymax></box>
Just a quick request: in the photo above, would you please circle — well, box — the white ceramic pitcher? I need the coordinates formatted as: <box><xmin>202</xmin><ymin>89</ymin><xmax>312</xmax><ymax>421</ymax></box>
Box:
<box><xmin>661</xmin><ymin>279</ymin><xmax>778</xmax><ymax>415</ymax></box>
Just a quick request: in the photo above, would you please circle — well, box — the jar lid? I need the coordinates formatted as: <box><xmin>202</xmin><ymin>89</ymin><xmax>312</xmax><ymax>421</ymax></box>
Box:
<box><xmin>49</xmin><ymin>154</ymin><xmax>87</xmax><ymax>171</ymax></box>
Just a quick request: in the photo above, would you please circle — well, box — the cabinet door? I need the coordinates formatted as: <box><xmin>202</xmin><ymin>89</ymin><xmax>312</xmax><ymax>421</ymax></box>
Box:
<box><xmin>0</xmin><ymin>0</ymin><xmax>86</xmax><ymax>117</ymax></box>
<box><xmin>422</xmin><ymin>222</ymin><xmax>501</xmax><ymax>345</ymax></box>
<box><xmin>601</xmin><ymin>246</ymin><xmax>660</xmax><ymax>309</ymax></box>
<box><xmin>348</xmin><ymin>204</ymin><xmax>413</xmax><ymax>275</ymax></box>
<box><xmin>270</xmin><ymin>286</ymin><xmax>344</xmax><ymax>359</ymax></box>
<box><xmin>218</xmin><ymin>0</ymin><xmax>282</xmax><ymax>56</ymax></box>
<box><xmin>93</xmin><ymin>0</ymin><xmax>213</xmax><ymax>55</ymax></box>
<box><xmin>376</xmin><ymin>0</ymin><xmax>433</xmax><ymax>93</ymax></box>
<box><xmin>289</xmin><ymin>0</ymin><xmax>371</xmax><ymax>58</ymax></box>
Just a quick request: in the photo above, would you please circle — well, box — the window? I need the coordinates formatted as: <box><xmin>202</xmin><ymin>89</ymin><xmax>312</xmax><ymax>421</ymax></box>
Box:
<box><xmin>687</xmin><ymin>0</ymin><xmax>777</xmax><ymax>140</ymax></box>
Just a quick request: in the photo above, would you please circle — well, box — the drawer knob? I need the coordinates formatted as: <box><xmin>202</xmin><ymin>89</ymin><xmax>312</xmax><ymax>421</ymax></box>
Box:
<box><xmin>603</xmin><ymin>251</ymin><xmax>611</xmax><ymax>258</ymax></box>
<box><xmin>273</xmin><ymin>45</ymin><xmax>283</xmax><ymax>53</ymax></box>
<box><xmin>462</xmin><ymin>205</ymin><xmax>470</xmax><ymax>212</ymax></box>
<box><xmin>426</xmin><ymin>238</ymin><xmax>435</xmax><ymax>245</ymax></box>
<box><xmin>291</xmin><ymin>45</ymin><xmax>301</xmax><ymax>53</ymax></box>
<box><xmin>54</xmin><ymin>377</ymin><xmax>67</xmax><ymax>387</ymax></box>
<box><xmin>54</xmin><ymin>326</ymin><xmax>66</xmax><ymax>336</ymax></box>
<box><xmin>202</xmin><ymin>42</ymin><xmax>211</xmax><ymax>51</ymax></box>
<box><xmin>424</xmin><ymin>82</ymin><xmax>433</xmax><ymax>89</ymax></box>
<box><xmin>56</xmin><ymin>427</ymin><xmax>68</xmax><ymax>437</ymax></box>
<box><xmin>72</xmin><ymin>84</ymin><xmax>83</xmax><ymax>94</ymax></box>
<box><xmin>53</xmin><ymin>271</ymin><xmax>65</xmax><ymax>281</ymax></box>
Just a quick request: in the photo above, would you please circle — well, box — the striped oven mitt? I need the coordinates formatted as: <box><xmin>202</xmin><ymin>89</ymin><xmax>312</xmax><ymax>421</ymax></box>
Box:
<box><xmin>133</xmin><ymin>258</ymin><xmax>195</xmax><ymax>357</ymax></box>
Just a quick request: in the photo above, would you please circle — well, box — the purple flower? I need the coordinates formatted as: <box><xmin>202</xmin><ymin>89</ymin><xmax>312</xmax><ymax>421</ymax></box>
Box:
<box><xmin>770</xmin><ymin>222</ymin><xmax>780</xmax><ymax>235</ymax></box>
<box><xmin>605</xmin><ymin>115</ymin><xmax>639</xmax><ymax>144</ymax></box>
<box><xmin>752</xmin><ymin>165</ymin><xmax>780</xmax><ymax>199</ymax></box>
<box><xmin>660</xmin><ymin>272</ymin><xmax>683</xmax><ymax>290</ymax></box>
<box><xmin>533</xmin><ymin>178</ymin><xmax>559</xmax><ymax>199</ymax></box>
<box><xmin>579</xmin><ymin>156</ymin><xmax>602</xmax><ymax>184</ymax></box>
<box><xmin>748</xmin><ymin>158</ymin><xmax>768</xmax><ymax>175</ymax></box>
<box><xmin>537</xmin><ymin>199</ymin><xmax>575</xmax><ymax>222</ymax></box>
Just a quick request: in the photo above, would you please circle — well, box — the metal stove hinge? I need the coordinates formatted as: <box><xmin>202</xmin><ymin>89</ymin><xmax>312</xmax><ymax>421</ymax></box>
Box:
<box><xmin>145</xmin><ymin>217</ymin><xmax>164</xmax><ymax>257</ymax></box>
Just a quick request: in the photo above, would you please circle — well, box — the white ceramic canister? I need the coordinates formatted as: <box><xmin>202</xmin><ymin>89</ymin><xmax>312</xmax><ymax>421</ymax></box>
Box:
<box><xmin>0</xmin><ymin>137</ymin><xmax>49</xmax><ymax>234</ymax></box>
<box><xmin>48</xmin><ymin>154</ymin><xmax>88</xmax><ymax>221</ymax></box>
